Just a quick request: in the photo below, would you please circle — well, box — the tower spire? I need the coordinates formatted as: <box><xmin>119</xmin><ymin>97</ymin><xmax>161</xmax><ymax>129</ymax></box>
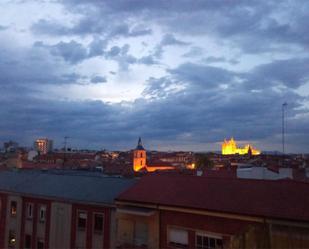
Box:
<box><xmin>136</xmin><ymin>137</ymin><xmax>145</xmax><ymax>150</ymax></box>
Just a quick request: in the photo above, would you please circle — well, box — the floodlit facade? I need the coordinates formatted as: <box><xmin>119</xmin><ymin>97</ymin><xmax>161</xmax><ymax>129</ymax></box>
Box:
<box><xmin>132</xmin><ymin>138</ymin><xmax>175</xmax><ymax>172</ymax></box>
<box><xmin>222</xmin><ymin>138</ymin><xmax>260</xmax><ymax>155</ymax></box>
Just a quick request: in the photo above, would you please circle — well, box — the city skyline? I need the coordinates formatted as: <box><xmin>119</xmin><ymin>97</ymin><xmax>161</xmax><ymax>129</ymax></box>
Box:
<box><xmin>0</xmin><ymin>1</ymin><xmax>309</xmax><ymax>152</ymax></box>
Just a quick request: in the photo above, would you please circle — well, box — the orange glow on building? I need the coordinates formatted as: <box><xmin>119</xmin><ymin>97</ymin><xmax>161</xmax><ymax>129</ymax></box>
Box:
<box><xmin>222</xmin><ymin>138</ymin><xmax>260</xmax><ymax>155</ymax></box>
<box><xmin>133</xmin><ymin>138</ymin><xmax>175</xmax><ymax>172</ymax></box>
<box><xmin>186</xmin><ymin>163</ymin><xmax>196</xmax><ymax>170</ymax></box>
<box><xmin>145</xmin><ymin>165</ymin><xmax>175</xmax><ymax>172</ymax></box>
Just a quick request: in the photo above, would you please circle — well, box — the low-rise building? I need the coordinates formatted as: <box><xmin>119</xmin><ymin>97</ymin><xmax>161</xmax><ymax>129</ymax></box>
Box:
<box><xmin>0</xmin><ymin>170</ymin><xmax>136</xmax><ymax>249</ymax></box>
<box><xmin>115</xmin><ymin>174</ymin><xmax>309</xmax><ymax>249</ymax></box>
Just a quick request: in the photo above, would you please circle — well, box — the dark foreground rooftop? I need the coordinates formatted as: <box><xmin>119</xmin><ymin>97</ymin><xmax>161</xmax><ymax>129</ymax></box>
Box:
<box><xmin>117</xmin><ymin>174</ymin><xmax>309</xmax><ymax>222</ymax></box>
<box><xmin>0</xmin><ymin>169</ymin><xmax>137</xmax><ymax>205</ymax></box>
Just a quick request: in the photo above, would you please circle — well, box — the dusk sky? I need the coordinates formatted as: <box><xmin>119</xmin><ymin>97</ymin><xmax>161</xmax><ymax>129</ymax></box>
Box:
<box><xmin>0</xmin><ymin>0</ymin><xmax>308</xmax><ymax>152</ymax></box>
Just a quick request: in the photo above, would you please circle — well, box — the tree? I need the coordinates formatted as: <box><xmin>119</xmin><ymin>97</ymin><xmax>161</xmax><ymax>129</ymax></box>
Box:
<box><xmin>195</xmin><ymin>153</ymin><xmax>214</xmax><ymax>170</ymax></box>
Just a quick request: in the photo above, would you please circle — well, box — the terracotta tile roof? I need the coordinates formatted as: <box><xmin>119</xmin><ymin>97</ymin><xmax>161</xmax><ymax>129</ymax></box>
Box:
<box><xmin>117</xmin><ymin>174</ymin><xmax>309</xmax><ymax>222</ymax></box>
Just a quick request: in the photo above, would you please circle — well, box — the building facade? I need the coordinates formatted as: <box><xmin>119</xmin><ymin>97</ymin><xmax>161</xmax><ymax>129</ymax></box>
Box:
<box><xmin>34</xmin><ymin>139</ymin><xmax>53</xmax><ymax>155</ymax></box>
<box><xmin>132</xmin><ymin>138</ymin><xmax>175</xmax><ymax>173</ymax></box>
<box><xmin>0</xmin><ymin>170</ymin><xmax>136</xmax><ymax>249</ymax></box>
<box><xmin>115</xmin><ymin>174</ymin><xmax>309</xmax><ymax>249</ymax></box>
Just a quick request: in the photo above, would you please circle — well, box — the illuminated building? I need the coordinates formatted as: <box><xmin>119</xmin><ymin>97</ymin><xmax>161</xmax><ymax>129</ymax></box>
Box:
<box><xmin>132</xmin><ymin>138</ymin><xmax>175</xmax><ymax>172</ymax></box>
<box><xmin>34</xmin><ymin>138</ymin><xmax>53</xmax><ymax>155</ymax></box>
<box><xmin>133</xmin><ymin>137</ymin><xmax>147</xmax><ymax>172</ymax></box>
<box><xmin>222</xmin><ymin>138</ymin><xmax>260</xmax><ymax>155</ymax></box>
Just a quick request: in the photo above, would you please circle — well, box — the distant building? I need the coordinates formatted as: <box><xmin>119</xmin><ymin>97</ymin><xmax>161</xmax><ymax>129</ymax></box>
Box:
<box><xmin>3</xmin><ymin>141</ymin><xmax>19</xmax><ymax>153</ymax></box>
<box><xmin>34</xmin><ymin>138</ymin><xmax>53</xmax><ymax>155</ymax></box>
<box><xmin>132</xmin><ymin>138</ymin><xmax>175</xmax><ymax>172</ymax></box>
<box><xmin>222</xmin><ymin>138</ymin><xmax>260</xmax><ymax>155</ymax></box>
<box><xmin>133</xmin><ymin>137</ymin><xmax>147</xmax><ymax>171</ymax></box>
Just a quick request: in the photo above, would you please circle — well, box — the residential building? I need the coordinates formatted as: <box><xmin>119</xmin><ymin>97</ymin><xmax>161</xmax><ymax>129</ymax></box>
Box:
<box><xmin>115</xmin><ymin>174</ymin><xmax>309</xmax><ymax>249</ymax></box>
<box><xmin>34</xmin><ymin>139</ymin><xmax>53</xmax><ymax>155</ymax></box>
<box><xmin>0</xmin><ymin>170</ymin><xmax>136</xmax><ymax>249</ymax></box>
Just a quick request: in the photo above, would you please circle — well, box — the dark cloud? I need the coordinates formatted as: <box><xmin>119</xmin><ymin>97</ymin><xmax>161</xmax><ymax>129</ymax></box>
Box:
<box><xmin>64</xmin><ymin>0</ymin><xmax>308</xmax><ymax>53</ymax></box>
<box><xmin>88</xmin><ymin>37</ymin><xmax>108</xmax><ymax>57</ymax></box>
<box><xmin>31</xmin><ymin>19</ymin><xmax>72</xmax><ymax>36</ymax></box>
<box><xmin>49</xmin><ymin>41</ymin><xmax>88</xmax><ymax>64</ymax></box>
<box><xmin>168</xmin><ymin>63</ymin><xmax>236</xmax><ymax>88</ymax></box>
<box><xmin>245</xmin><ymin>58</ymin><xmax>309</xmax><ymax>89</ymax></box>
<box><xmin>160</xmin><ymin>34</ymin><xmax>190</xmax><ymax>46</ymax></box>
<box><xmin>34</xmin><ymin>40</ymin><xmax>89</xmax><ymax>64</ymax></box>
<box><xmin>202</xmin><ymin>56</ymin><xmax>240</xmax><ymax>65</ymax></box>
<box><xmin>31</xmin><ymin>16</ymin><xmax>152</xmax><ymax>39</ymax></box>
<box><xmin>1</xmin><ymin>58</ymin><xmax>308</xmax><ymax>151</ymax></box>
<box><xmin>182</xmin><ymin>46</ymin><xmax>204</xmax><ymax>58</ymax></box>
<box><xmin>0</xmin><ymin>25</ymin><xmax>8</xmax><ymax>31</ymax></box>
<box><xmin>137</xmin><ymin>55</ymin><xmax>158</xmax><ymax>65</ymax></box>
<box><xmin>91</xmin><ymin>75</ymin><xmax>107</xmax><ymax>83</ymax></box>
<box><xmin>203</xmin><ymin>56</ymin><xmax>226</xmax><ymax>63</ymax></box>
<box><xmin>0</xmin><ymin>0</ymin><xmax>308</xmax><ymax>152</ymax></box>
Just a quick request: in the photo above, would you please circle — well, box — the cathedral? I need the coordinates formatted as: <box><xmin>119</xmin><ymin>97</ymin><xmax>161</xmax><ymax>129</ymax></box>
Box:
<box><xmin>222</xmin><ymin>138</ymin><xmax>260</xmax><ymax>155</ymax></box>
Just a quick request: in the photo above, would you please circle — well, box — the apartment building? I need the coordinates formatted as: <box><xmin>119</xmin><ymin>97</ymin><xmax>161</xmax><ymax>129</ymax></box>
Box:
<box><xmin>115</xmin><ymin>174</ymin><xmax>309</xmax><ymax>249</ymax></box>
<box><xmin>0</xmin><ymin>170</ymin><xmax>136</xmax><ymax>249</ymax></box>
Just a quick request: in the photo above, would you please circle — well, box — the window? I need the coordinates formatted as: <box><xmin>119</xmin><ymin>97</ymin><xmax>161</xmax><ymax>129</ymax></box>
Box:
<box><xmin>39</xmin><ymin>206</ymin><xmax>46</xmax><ymax>222</ymax></box>
<box><xmin>10</xmin><ymin>201</ymin><xmax>17</xmax><ymax>216</ymax></box>
<box><xmin>25</xmin><ymin>234</ymin><xmax>31</xmax><ymax>249</ymax></box>
<box><xmin>37</xmin><ymin>238</ymin><xmax>44</xmax><ymax>249</ymax></box>
<box><xmin>134</xmin><ymin>222</ymin><xmax>148</xmax><ymax>246</ymax></box>
<box><xmin>140</xmin><ymin>160</ymin><xmax>143</xmax><ymax>166</ymax></box>
<box><xmin>196</xmin><ymin>233</ymin><xmax>223</xmax><ymax>249</ymax></box>
<box><xmin>8</xmin><ymin>230</ymin><xmax>16</xmax><ymax>247</ymax></box>
<box><xmin>77</xmin><ymin>211</ymin><xmax>87</xmax><ymax>230</ymax></box>
<box><xmin>93</xmin><ymin>213</ymin><xmax>104</xmax><ymax>232</ymax></box>
<box><xmin>26</xmin><ymin>203</ymin><xmax>33</xmax><ymax>219</ymax></box>
<box><xmin>168</xmin><ymin>228</ymin><xmax>188</xmax><ymax>248</ymax></box>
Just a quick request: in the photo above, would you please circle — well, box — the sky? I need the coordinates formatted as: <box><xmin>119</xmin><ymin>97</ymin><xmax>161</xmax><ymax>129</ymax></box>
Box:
<box><xmin>0</xmin><ymin>0</ymin><xmax>308</xmax><ymax>152</ymax></box>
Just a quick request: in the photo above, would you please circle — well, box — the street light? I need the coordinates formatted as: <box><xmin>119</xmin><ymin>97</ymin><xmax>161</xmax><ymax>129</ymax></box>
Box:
<box><xmin>282</xmin><ymin>102</ymin><xmax>288</xmax><ymax>155</ymax></box>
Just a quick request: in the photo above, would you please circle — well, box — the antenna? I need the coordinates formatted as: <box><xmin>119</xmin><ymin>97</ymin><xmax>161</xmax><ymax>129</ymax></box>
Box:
<box><xmin>64</xmin><ymin>136</ymin><xmax>70</xmax><ymax>152</ymax></box>
<box><xmin>63</xmin><ymin>136</ymin><xmax>70</xmax><ymax>167</ymax></box>
<box><xmin>282</xmin><ymin>103</ymin><xmax>287</xmax><ymax>154</ymax></box>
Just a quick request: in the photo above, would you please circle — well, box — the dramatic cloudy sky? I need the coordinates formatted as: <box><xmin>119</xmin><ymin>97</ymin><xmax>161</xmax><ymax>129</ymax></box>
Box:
<box><xmin>0</xmin><ymin>0</ymin><xmax>308</xmax><ymax>152</ymax></box>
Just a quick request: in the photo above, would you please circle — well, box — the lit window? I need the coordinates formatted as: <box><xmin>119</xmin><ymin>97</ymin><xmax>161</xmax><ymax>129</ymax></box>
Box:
<box><xmin>26</xmin><ymin>203</ymin><xmax>33</xmax><ymax>219</ymax></box>
<box><xmin>93</xmin><ymin>213</ymin><xmax>104</xmax><ymax>232</ymax></box>
<box><xmin>37</xmin><ymin>238</ymin><xmax>44</xmax><ymax>249</ymax></box>
<box><xmin>8</xmin><ymin>230</ymin><xmax>16</xmax><ymax>247</ymax></box>
<box><xmin>39</xmin><ymin>206</ymin><xmax>46</xmax><ymax>222</ymax></box>
<box><xmin>78</xmin><ymin>211</ymin><xmax>87</xmax><ymax>230</ymax></box>
<box><xmin>10</xmin><ymin>201</ymin><xmax>17</xmax><ymax>216</ymax></box>
<box><xmin>196</xmin><ymin>233</ymin><xmax>223</xmax><ymax>249</ymax></box>
<box><xmin>168</xmin><ymin>228</ymin><xmax>188</xmax><ymax>248</ymax></box>
<box><xmin>25</xmin><ymin>234</ymin><xmax>31</xmax><ymax>249</ymax></box>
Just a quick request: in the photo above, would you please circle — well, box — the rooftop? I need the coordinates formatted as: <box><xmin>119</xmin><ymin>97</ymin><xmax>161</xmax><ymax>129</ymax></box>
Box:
<box><xmin>117</xmin><ymin>174</ymin><xmax>309</xmax><ymax>222</ymax></box>
<box><xmin>0</xmin><ymin>169</ymin><xmax>136</xmax><ymax>205</ymax></box>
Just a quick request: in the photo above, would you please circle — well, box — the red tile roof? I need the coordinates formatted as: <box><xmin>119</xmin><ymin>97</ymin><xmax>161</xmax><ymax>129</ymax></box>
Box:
<box><xmin>117</xmin><ymin>174</ymin><xmax>309</xmax><ymax>222</ymax></box>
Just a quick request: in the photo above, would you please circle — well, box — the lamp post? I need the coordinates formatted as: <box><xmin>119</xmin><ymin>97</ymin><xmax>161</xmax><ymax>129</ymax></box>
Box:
<box><xmin>282</xmin><ymin>103</ymin><xmax>287</xmax><ymax>154</ymax></box>
<box><xmin>63</xmin><ymin>136</ymin><xmax>70</xmax><ymax>167</ymax></box>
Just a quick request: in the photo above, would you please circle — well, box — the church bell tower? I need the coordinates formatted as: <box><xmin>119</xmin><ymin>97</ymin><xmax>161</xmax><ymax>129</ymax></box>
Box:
<box><xmin>133</xmin><ymin>137</ymin><xmax>147</xmax><ymax>172</ymax></box>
